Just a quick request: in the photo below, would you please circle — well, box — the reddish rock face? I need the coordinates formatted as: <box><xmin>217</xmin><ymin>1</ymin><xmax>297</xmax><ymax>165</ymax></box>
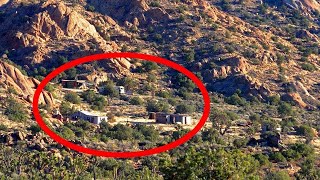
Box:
<box><xmin>0</xmin><ymin>61</ymin><xmax>54</xmax><ymax>106</ymax></box>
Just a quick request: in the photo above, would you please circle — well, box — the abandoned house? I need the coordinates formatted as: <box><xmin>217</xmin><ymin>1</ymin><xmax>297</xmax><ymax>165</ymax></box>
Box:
<box><xmin>62</xmin><ymin>80</ymin><xmax>88</xmax><ymax>89</ymax></box>
<box><xmin>71</xmin><ymin>110</ymin><xmax>108</xmax><ymax>125</ymax></box>
<box><xmin>155</xmin><ymin>112</ymin><xmax>192</xmax><ymax>125</ymax></box>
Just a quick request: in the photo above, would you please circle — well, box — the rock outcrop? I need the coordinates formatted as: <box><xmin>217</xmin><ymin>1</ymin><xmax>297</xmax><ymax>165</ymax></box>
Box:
<box><xmin>88</xmin><ymin>0</ymin><xmax>171</xmax><ymax>26</ymax></box>
<box><xmin>212</xmin><ymin>56</ymin><xmax>250</xmax><ymax>78</ymax></box>
<box><xmin>208</xmin><ymin>74</ymin><xmax>271</xmax><ymax>99</ymax></box>
<box><xmin>0</xmin><ymin>61</ymin><xmax>54</xmax><ymax>106</ymax></box>
<box><xmin>284</xmin><ymin>0</ymin><xmax>320</xmax><ymax>13</ymax></box>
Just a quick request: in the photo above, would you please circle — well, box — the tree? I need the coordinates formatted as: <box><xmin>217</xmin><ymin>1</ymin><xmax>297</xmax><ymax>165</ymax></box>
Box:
<box><xmin>146</xmin><ymin>100</ymin><xmax>169</xmax><ymax>113</ymax></box>
<box><xmin>175</xmin><ymin>104</ymin><xmax>195</xmax><ymax>114</ymax></box>
<box><xmin>65</xmin><ymin>92</ymin><xmax>81</xmax><ymax>104</ymax></box>
<box><xmin>210</xmin><ymin>109</ymin><xmax>237</xmax><ymax>136</ymax></box>
<box><xmin>101</xmin><ymin>82</ymin><xmax>119</xmax><ymax>98</ymax></box>
<box><xmin>160</xmin><ymin>147</ymin><xmax>259</xmax><ymax>179</ymax></box>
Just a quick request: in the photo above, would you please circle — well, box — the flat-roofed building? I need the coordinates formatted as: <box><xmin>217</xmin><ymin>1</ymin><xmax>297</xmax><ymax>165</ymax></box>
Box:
<box><xmin>71</xmin><ymin>110</ymin><xmax>107</xmax><ymax>125</ymax></box>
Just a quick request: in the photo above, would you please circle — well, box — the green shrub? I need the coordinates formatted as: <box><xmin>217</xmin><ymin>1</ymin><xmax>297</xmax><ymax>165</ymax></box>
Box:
<box><xmin>269</xmin><ymin>152</ymin><xmax>287</xmax><ymax>163</ymax></box>
<box><xmin>175</xmin><ymin>104</ymin><xmax>195</xmax><ymax>114</ymax></box>
<box><xmin>233</xmin><ymin>138</ymin><xmax>248</xmax><ymax>148</ymax></box>
<box><xmin>265</xmin><ymin>171</ymin><xmax>291</xmax><ymax>180</ymax></box>
<box><xmin>156</xmin><ymin>91</ymin><xmax>171</xmax><ymax>98</ymax></box>
<box><xmin>225</xmin><ymin>93</ymin><xmax>247</xmax><ymax>106</ymax></box>
<box><xmin>87</xmin><ymin>5</ymin><xmax>95</xmax><ymax>12</ymax></box>
<box><xmin>65</xmin><ymin>92</ymin><xmax>81</xmax><ymax>104</ymax></box>
<box><xmin>4</xmin><ymin>98</ymin><xmax>28</xmax><ymax>122</ymax></box>
<box><xmin>277</xmin><ymin>102</ymin><xmax>293</xmax><ymax>116</ymax></box>
<box><xmin>301</xmin><ymin>62</ymin><xmax>317</xmax><ymax>72</ymax></box>
<box><xmin>0</xmin><ymin>124</ymin><xmax>7</xmax><ymax>131</ymax></box>
<box><xmin>146</xmin><ymin>100</ymin><xmax>169</xmax><ymax>112</ymax></box>
<box><xmin>129</xmin><ymin>97</ymin><xmax>144</xmax><ymax>105</ymax></box>
<box><xmin>28</xmin><ymin>124</ymin><xmax>41</xmax><ymax>134</ymax></box>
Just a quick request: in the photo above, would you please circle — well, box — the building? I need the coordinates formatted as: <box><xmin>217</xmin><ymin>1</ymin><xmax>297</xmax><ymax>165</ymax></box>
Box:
<box><xmin>71</xmin><ymin>110</ymin><xmax>108</xmax><ymax>125</ymax></box>
<box><xmin>155</xmin><ymin>113</ymin><xmax>192</xmax><ymax>125</ymax></box>
<box><xmin>115</xmin><ymin>86</ymin><xmax>125</xmax><ymax>94</ymax></box>
<box><xmin>62</xmin><ymin>80</ymin><xmax>87</xmax><ymax>89</ymax></box>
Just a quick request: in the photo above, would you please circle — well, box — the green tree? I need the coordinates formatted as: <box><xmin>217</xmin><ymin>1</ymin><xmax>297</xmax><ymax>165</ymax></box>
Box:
<box><xmin>146</xmin><ymin>100</ymin><xmax>169</xmax><ymax>113</ymax></box>
<box><xmin>100</xmin><ymin>82</ymin><xmax>119</xmax><ymax>98</ymax></box>
<box><xmin>175</xmin><ymin>104</ymin><xmax>195</xmax><ymax>114</ymax></box>
<box><xmin>65</xmin><ymin>92</ymin><xmax>81</xmax><ymax>104</ymax></box>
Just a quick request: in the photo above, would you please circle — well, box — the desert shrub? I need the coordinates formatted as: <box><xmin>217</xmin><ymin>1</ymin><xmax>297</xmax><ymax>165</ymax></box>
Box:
<box><xmin>150</xmin><ymin>1</ymin><xmax>161</xmax><ymax>7</ymax></box>
<box><xmin>301</xmin><ymin>62</ymin><xmax>317</xmax><ymax>72</ymax></box>
<box><xmin>45</xmin><ymin>84</ymin><xmax>55</xmax><ymax>92</ymax></box>
<box><xmin>185</xmin><ymin>49</ymin><xmax>195</xmax><ymax>62</ymax></box>
<box><xmin>100</xmin><ymin>82</ymin><xmax>119</xmax><ymax>98</ymax></box>
<box><xmin>147</xmin><ymin>74</ymin><xmax>157</xmax><ymax>82</ymax></box>
<box><xmin>129</xmin><ymin>97</ymin><xmax>144</xmax><ymax>105</ymax></box>
<box><xmin>254</xmin><ymin>153</ymin><xmax>270</xmax><ymax>166</ymax></box>
<box><xmin>117</xmin><ymin>77</ymin><xmax>136</xmax><ymax>91</ymax></box>
<box><xmin>146</xmin><ymin>100</ymin><xmax>169</xmax><ymax>113</ymax></box>
<box><xmin>59</xmin><ymin>101</ymin><xmax>75</xmax><ymax>116</ymax></box>
<box><xmin>156</xmin><ymin>91</ymin><xmax>171</xmax><ymax>98</ymax></box>
<box><xmin>277</xmin><ymin>102</ymin><xmax>293</xmax><ymax>116</ymax></box>
<box><xmin>58</xmin><ymin>126</ymin><xmax>75</xmax><ymax>140</ymax></box>
<box><xmin>5</xmin><ymin>98</ymin><xmax>28</xmax><ymax>122</ymax></box>
<box><xmin>172</xmin><ymin>74</ymin><xmax>196</xmax><ymax>92</ymax></box>
<box><xmin>175</xmin><ymin>104</ymin><xmax>195</xmax><ymax>114</ymax></box>
<box><xmin>176</xmin><ymin>88</ymin><xmax>192</xmax><ymax>100</ymax></box>
<box><xmin>296</xmin><ymin>125</ymin><xmax>316</xmax><ymax>143</ymax></box>
<box><xmin>225</xmin><ymin>93</ymin><xmax>247</xmax><ymax>106</ymax></box>
<box><xmin>136</xmin><ymin>61</ymin><xmax>159</xmax><ymax>73</ymax></box>
<box><xmin>168</xmin><ymin>98</ymin><xmax>178</xmax><ymax>106</ymax></box>
<box><xmin>0</xmin><ymin>124</ymin><xmax>7</xmax><ymax>131</ymax></box>
<box><xmin>268</xmin><ymin>95</ymin><xmax>281</xmax><ymax>105</ymax></box>
<box><xmin>265</xmin><ymin>171</ymin><xmax>291</xmax><ymax>180</ymax></box>
<box><xmin>87</xmin><ymin>5</ymin><xmax>95</xmax><ymax>12</ymax></box>
<box><xmin>269</xmin><ymin>152</ymin><xmax>287</xmax><ymax>163</ymax></box>
<box><xmin>135</xmin><ymin>124</ymin><xmax>160</xmax><ymax>141</ymax></box>
<box><xmin>65</xmin><ymin>92</ymin><xmax>81</xmax><ymax>104</ymax></box>
<box><xmin>249</xmin><ymin>113</ymin><xmax>261</xmax><ymax>122</ymax></box>
<box><xmin>283</xmin><ymin>143</ymin><xmax>314</xmax><ymax>160</ymax></box>
<box><xmin>233</xmin><ymin>138</ymin><xmax>248</xmax><ymax>148</ymax></box>
<box><xmin>28</xmin><ymin>124</ymin><xmax>41</xmax><ymax>134</ymax></box>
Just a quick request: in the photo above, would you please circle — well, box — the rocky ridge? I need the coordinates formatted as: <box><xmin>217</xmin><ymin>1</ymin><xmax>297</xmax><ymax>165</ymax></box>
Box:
<box><xmin>0</xmin><ymin>60</ymin><xmax>54</xmax><ymax>105</ymax></box>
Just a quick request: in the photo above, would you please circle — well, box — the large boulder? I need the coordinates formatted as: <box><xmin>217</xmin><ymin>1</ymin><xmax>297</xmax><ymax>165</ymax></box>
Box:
<box><xmin>0</xmin><ymin>61</ymin><xmax>54</xmax><ymax>106</ymax></box>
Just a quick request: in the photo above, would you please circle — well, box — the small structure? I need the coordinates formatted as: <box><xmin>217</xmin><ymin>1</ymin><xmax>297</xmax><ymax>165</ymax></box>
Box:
<box><xmin>115</xmin><ymin>86</ymin><xmax>125</xmax><ymax>94</ymax></box>
<box><xmin>71</xmin><ymin>110</ymin><xmax>108</xmax><ymax>125</ymax></box>
<box><xmin>149</xmin><ymin>112</ymin><xmax>156</xmax><ymax>119</ymax></box>
<box><xmin>155</xmin><ymin>113</ymin><xmax>171</xmax><ymax>124</ymax></box>
<box><xmin>155</xmin><ymin>113</ymin><xmax>192</xmax><ymax>125</ymax></box>
<box><xmin>62</xmin><ymin>80</ymin><xmax>87</xmax><ymax>89</ymax></box>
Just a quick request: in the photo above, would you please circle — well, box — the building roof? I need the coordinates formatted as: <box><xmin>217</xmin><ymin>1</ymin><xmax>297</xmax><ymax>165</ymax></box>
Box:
<box><xmin>62</xmin><ymin>80</ymin><xmax>87</xmax><ymax>83</ymax></box>
<box><xmin>78</xmin><ymin>110</ymin><xmax>107</xmax><ymax>117</ymax></box>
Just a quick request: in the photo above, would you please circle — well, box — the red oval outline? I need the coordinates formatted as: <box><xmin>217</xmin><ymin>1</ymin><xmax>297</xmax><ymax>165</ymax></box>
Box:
<box><xmin>33</xmin><ymin>52</ymin><xmax>210</xmax><ymax>158</ymax></box>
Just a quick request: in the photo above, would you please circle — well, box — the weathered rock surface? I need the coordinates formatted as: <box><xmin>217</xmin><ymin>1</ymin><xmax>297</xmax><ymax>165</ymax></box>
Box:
<box><xmin>88</xmin><ymin>0</ymin><xmax>171</xmax><ymax>26</ymax></box>
<box><xmin>0</xmin><ymin>61</ymin><xmax>54</xmax><ymax>105</ymax></box>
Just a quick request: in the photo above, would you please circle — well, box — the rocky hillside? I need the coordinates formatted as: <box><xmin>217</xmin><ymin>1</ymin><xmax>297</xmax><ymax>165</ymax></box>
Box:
<box><xmin>0</xmin><ymin>0</ymin><xmax>319</xmax><ymax>109</ymax></box>
<box><xmin>0</xmin><ymin>60</ymin><xmax>54</xmax><ymax>105</ymax></box>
